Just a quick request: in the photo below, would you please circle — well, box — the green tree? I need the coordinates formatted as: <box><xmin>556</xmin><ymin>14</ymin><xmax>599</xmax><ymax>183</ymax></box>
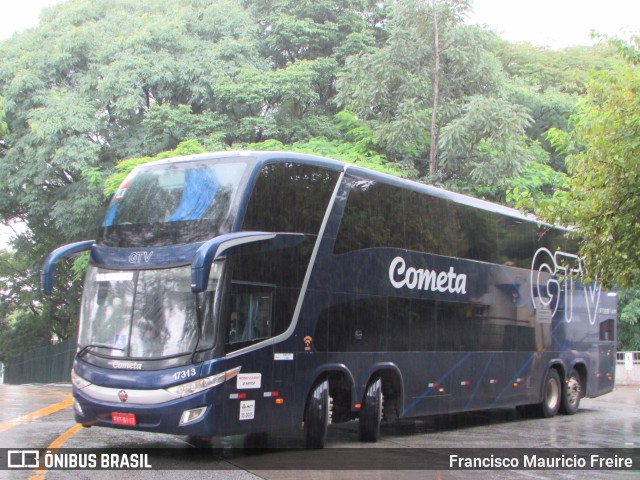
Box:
<box><xmin>0</xmin><ymin>0</ymin><xmax>627</xmax><ymax>356</ymax></box>
<box><xmin>0</xmin><ymin>0</ymin><xmax>378</xmax><ymax>353</ymax></box>
<box><xmin>0</xmin><ymin>95</ymin><xmax>7</xmax><ymax>143</ymax></box>
<box><xmin>495</xmin><ymin>42</ymin><xmax>616</xmax><ymax>172</ymax></box>
<box><xmin>505</xmin><ymin>144</ymin><xmax>565</xmax><ymax>209</ymax></box>
<box><xmin>246</xmin><ymin>110</ymin><xmax>414</xmax><ymax>177</ymax></box>
<box><xmin>538</xmin><ymin>38</ymin><xmax>640</xmax><ymax>288</ymax></box>
<box><xmin>0</xmin><ymin>0</ymin><xmax>263</xmax><ymax>351</ymax></box>
<box><xmin>219</xmin><ymin>0</ymin><xmax>389</xmax><ymax>144</ymax></box>
<box><xmin>618</xmin><ymin>289</ymin><xmax>640</xmax><ymax>351</ymax></box>
<box><xmin>336</xmin><ymin>0</ymin><xmax>533</xmax><ymax>192</ymax></box>
<box><xmin>0</xmin><ymin>248</ymin><xmax>54</xmax><ymax>361</ymax></box>
<box><xmin>248</xmin><ymin>0</ymin><xmax>387</xmax><ymax>67</ymax></box>
<box><xmin>507</xmin><ymin>87</ymin><xmax>576</xmax><ymax>172</ymax></box>
<box><xmin>103</xmin><ymin>119</ymin><xmax>410</xmax><ymax>199</ymax></box>
<box><xmin>496</xmin><ymin>42</ymin><xmax>616</xmax><ymax>95</ymax></box>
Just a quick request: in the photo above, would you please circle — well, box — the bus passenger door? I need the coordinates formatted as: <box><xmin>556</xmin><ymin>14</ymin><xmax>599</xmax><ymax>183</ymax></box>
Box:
<box><xmin>224</xmin><ymin>283</ymin><xmax>277</xmax><ymax>432</ymax></box>
<box><xmin>595</xmin><ymin>317</ymin><xmax>616</xmax><ymax>396</ymax></box>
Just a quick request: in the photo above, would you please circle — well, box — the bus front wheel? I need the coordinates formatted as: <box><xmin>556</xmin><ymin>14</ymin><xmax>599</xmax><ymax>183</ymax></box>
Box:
<box><xmin>560</xmin><ymin>369</ymin><xmax>583</xmax><ymax>415</ymax></box>
<box><xmin>304</xmin><ymin>378</ymin><xmax>330</xmax><ymax>448</ymax></box>
<box><xmin>359</xmin><ymin>377</ymin><xmax>383</xmax><ymax>442</ymax></box>
<box><xmin>540</xmin><ymin>368</ymin><xmax>561</xmax><ymax>418</ymax></box>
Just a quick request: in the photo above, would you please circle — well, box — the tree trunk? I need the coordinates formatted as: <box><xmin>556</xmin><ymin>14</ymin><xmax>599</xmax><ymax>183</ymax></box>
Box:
<box><xmin>429</xmin><ymin>0</ymin><xmax>440</xmax><ymax>175</ymax></box>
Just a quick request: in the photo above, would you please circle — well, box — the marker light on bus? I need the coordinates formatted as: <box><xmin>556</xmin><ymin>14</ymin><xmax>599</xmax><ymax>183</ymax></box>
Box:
<box><xmin>73</xmin><ymin>399</ymin><xmax>84</xmax><ymax>416</ymax></box>
<box><xmin>166</xmin><ymin>367</ymin><xmax>241</xmax><ymax>399</ymax></box>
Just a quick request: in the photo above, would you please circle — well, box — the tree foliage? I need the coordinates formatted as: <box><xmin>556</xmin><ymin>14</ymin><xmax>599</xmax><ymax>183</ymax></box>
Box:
<box><xmin>0</xmin><ymin>96</ymin><xmax>7</xmax><ymax>142</ymax></box>
<box><xmin>103</xmin><ymin>115</ymin><xmax>411</xmax><ymax>198</ymax></box>
<box><xmin>0</xmin><ymin>0</ymin><xmax>632</xmax><ymax>354</ymax></box>
<box><xmin>245</xmin><ymin>110</ymin><xmax>415</xmax><ymax>177</ymax></box>
<box><xmin>536</xmin><ymin>38</ymin><xmax>640</xmax><ymax>288</ymax></box>
<box><xmin>618</xmin><ymin>288</ymin><xmax>640</xmax><ymax>351</ymax></box>
<box><xmin>495</xmin><ymin>42</ymin><xmax>616</xmax><ymax>172</ymax></box>
<box><xmin>336</xmin><ymin>0</ymin><xmax>534</xmax><ymax>191</ymax></box>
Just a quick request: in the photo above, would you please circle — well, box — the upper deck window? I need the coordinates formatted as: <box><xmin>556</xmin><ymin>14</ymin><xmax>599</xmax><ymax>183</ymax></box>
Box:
<box><xmin>242</xmin><ymin>162</ymin><xmax>340</xmax><ymax>235</ymax></box>
<box><xmin>100</xmin><ymin>159</ymin><xmax>248</xmax><ymax>247</ymax></box>
<box><xmin>334</xmin><ymin>174</ymin><xmax>558</xmax><ymax>266</ymax></box>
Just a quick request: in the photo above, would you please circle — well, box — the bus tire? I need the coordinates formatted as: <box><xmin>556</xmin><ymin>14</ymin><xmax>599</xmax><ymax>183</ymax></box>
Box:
<box><xmin>560</xmin><ymin>369</ymin><xmax>582</xmax><ymax>415</ymax></box>
<box><xmin>304</xmin><ymin>378</ymin><xmax>330</xmax><ymax>448</ymax></box>
<box><xmin>359</xmin><ymin>377</ymin><xmax>383</xmax><ymax>442</ymax></box>
<box><xmin>539</xmin><ymin>368</ymin><xmax>561</xmax><ymax>418</ymax></box>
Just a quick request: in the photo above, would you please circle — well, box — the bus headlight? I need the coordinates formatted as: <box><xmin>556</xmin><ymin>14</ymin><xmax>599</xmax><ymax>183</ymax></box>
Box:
<box><xmin>166</xmin><ymin>367</ymin><xmax>241</xmax><ymax>399</ymax></box>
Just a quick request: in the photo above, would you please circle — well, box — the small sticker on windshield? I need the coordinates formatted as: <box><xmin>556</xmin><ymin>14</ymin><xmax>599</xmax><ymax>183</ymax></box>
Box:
<box><xmin>96</xmin><ymin>272</ymin><xmax>134</xmax><ymax>282</ymax></box>
<box><xmin>114</xmin><ymin>335</ymin><xmax>128</xmax><ymax>350</ymax></box>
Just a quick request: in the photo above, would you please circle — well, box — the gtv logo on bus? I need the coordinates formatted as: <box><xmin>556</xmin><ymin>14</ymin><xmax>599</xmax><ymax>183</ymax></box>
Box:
<box><xmin>128</xmin><ymin>251</ymin><xmax>154</xmax><ymax>264</ymax></box>
<box><xmin>530</xmin><ymin>248</ymin><xmax>602</xmax><ymax>324</ymax></box>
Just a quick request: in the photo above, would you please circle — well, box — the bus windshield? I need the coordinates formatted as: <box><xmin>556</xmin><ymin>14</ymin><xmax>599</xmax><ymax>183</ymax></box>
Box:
<box><xmin>78</xmin><ymin>263</ymin><xmax>221</xmax><ymax>360</ymax></box>
<box><xmin>100</xmin><ymin>160</ymin><xmax>248</xmax><ymax>247</ymax></box>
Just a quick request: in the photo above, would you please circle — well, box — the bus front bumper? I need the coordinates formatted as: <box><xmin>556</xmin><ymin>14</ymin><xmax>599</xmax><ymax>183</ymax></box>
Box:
<box><xmin>72</xmin><ymin>385</ymin><xmax>224</xmax><ymax>437</ymax></box>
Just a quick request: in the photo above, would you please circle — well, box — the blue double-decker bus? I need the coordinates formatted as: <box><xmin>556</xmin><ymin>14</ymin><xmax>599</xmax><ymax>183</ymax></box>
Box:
<box><xmin>42</xmin><ymin>151</ymin><xmax>617</xmax><ymax>447</ymax></box>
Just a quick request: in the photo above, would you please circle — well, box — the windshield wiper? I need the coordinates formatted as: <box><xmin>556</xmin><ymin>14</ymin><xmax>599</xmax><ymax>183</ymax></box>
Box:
<box><xmin>190</xmin><ymin>293</ymin><xmax>204</xmax><ymax>364</ymax></box>
<box><xmin>77</xmin><ymin>344</ymin><xmax>126</xmax><ymax>358</ymax></box>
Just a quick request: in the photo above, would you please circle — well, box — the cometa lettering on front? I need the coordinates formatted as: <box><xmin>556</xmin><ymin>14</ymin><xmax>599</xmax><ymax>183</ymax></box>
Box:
<box><xmin>388</xmin><ymin>256</ymin><xmax>467</xmax><ymax>294</ymax></box>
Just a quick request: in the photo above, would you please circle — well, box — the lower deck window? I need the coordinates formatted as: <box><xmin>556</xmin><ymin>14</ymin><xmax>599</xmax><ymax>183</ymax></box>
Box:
<box><xmin>227</xmin><ymin>283</ymin><xmax>274</xmax><ymax>347</ymax></box>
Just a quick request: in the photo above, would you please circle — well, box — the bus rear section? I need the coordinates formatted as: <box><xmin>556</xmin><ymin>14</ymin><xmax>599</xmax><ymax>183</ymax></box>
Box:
<box><xmin>292</xmin><ymin>167</ymin><xmax>617</xmax><ymax>445</ymax></box>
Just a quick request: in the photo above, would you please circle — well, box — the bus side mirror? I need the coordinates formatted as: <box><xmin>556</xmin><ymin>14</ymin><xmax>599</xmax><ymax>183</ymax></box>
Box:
<box><xmin>191</xmin><ymin>232</ymin><xmax>305</xmax><ymax>292</ymax></box>
<box><xmin>191</xmin><ymin>232</ymin><xmax>276</xmax><ymax>293</ymax></box>
<box><xmin>41</xmin><ymin>240</ymin><xmax>95</xmax><ymax>295</ymax></box>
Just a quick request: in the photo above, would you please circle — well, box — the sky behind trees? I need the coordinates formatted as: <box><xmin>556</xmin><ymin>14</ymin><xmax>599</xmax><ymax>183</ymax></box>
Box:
<box><xmin>2</xmin><ymin>0</ymin><xmax>640</xmax><ymax>47</ymax></box>
<box><xmin>469</xmin><ymin>0</ymin><xmax>640</xmax><ymax>49</ymax></box>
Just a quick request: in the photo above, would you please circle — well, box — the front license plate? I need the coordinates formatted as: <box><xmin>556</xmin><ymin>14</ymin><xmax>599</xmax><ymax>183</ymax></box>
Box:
<box><xmin>112</xmin><ymin>412</ymin><xmax>137</xmax><ymax>426</ymax></box>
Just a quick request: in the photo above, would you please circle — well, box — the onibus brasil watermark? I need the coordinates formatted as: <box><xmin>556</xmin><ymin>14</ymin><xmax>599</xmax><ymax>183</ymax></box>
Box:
<box><xmin>7</xmin><ymin>450</ymin><xmax>152</xmax><ymax>470</ymax></box>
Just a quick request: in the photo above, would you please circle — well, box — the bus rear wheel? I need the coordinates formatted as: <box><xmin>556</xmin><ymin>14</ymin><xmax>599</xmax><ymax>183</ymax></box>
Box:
<box><xmin>560</xmin><ymin>369</ymin><xmax>582</xmax><ymax>415</ymax></box>
<box><xmin>304</xmin><ymin>378</ymin><xmax>330</xmax><ymax>448</ymax></box>
<box><xmin>359</xmin><ymin>377</ymin><xmax>383</xmax><ymax>442</ymax></box>
<box><xmin>539</xmin><ymin>369</ymin><xmax>561</xmax><ymax>418</ymax></box>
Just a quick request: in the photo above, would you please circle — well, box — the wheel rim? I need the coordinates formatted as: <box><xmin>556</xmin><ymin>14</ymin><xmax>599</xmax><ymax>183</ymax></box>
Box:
<box><xmin>370</xmin><ymin>378</ymin><xmax>383</xmax><ymax>422</ymax></box>
<box><xmin>546</xmin><ymin>376</ymin><xmax>560</xmax><ymax>410</ymax></box>
<box><xmin>566</xmin><ymin>375</ymin><xmax>581</xmax><ymax>408</ymax></box>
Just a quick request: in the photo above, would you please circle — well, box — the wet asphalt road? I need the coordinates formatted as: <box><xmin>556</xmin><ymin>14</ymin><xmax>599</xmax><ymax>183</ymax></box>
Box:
<box><xmin>0</xmin><ymin>383</ymin><xmax>638</xmax><ymax>479</ymax></box>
